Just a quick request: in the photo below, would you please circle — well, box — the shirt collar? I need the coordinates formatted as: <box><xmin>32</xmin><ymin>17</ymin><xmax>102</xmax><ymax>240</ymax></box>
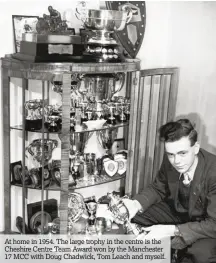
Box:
<box><xmin>179</xmin><ymin>155</ymin><xmax>198</xmax><ymax>181</ymax></box>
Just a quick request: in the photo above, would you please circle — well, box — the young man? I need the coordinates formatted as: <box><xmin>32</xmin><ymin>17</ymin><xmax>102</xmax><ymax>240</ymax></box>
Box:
<box><xmin>124</xmin><ymin>119</ymin><xmax>216</xmax><ymax>263</ymax></box>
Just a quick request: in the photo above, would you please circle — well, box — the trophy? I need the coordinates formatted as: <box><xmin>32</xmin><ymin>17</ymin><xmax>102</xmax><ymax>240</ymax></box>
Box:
<box><xmin>68</xmin><ymin>192</ymin><xmax>88</xmax><ymax>225</ymax></box>
<box><xmin>83</xmin><ymin>153</ymin><xmax>98</xmax><ymax>182</ymax></box>
<box><xmin>85</xmin><ymin>196</ymin><xmax>97</xmax><ymax>231</ymax></box>
<box><xmin>26</xmin><ymin>139</ymin><xmax>58</xmax><ymax>188</ymax></box>
<box><xmin>48</xmin><ymin>115</ymin><xmax>60</xmax><ymax>132</ymax></box>
<box><xmin>29</xmin><ymin>211</ymin><xmax>52</xmax><ymax>234</ymax></box>
<box><xmin>52</xmin><ymin>80</ymin><xmax>63</xmax><ymax>98</ymax></box>
<box><xmin>95</xmin><ymin>217</ymin><xmax>106</xmax><ymax>235</ymax></box>
<box><xmin>124</xmin><ymin>98</ymin><xmax>131</xmax><ymax>121</ymax></box>
<box><xmin>52</xmin><ymin>73</ymin><xmax>83</xmax><ymax>102</ymax></box>
<box><xmin>82</xmin><ymin>124</ymin><xmax>107</xmax><ymax>159</ymax></box>
<box><xmin>44</xmin><ymin>104</ymin><xmax>61</xmax><ymax>131</ymax></box>
<box><xmin>76</xmin><ymin>3</ymin><xmax>133</xmax><ymax>62</ymax></box>
<box><xmin>19</xmin><ymin>6</ymin><xmax>84</xmax><ymax>63</ymax></box>
<box><xmin>51</xmin><ymin>160</ymin><xmax>77</xmax><ymax>188</ymax></box>
<box><xmin>80</xmin><ymin>73</ymin><xmax>125</xmax><ymax>103</ymax></box>
<box><xmin>107</xmin><ymin>192</ymin><xmax>145</xmax><ymax>236</ymax></box>
<box><xmin>26</xmin><ymin>139</ymin><xmax>58</xmax><ymax>165</ymax></box>
<box><xmin>52</xmin><ymin>133</ymin><xmax>86</xmax><ymax>187</ymax></box>
<box><xmin>25</xmin><ymin>99</ymin><xmax>43</xmax><ymax>131</ymax></box>
<box><xmin>97</xmin><ymin>128</ymin><xmax>118</xmax><ymax>153</ymax></box>
<box><xmin>106</xmin><ymin>103</ymin><xmax>116</xmax><ymax>125</ymax></box>
<box><xmin>79</xmin><ymin>102</ymin><xmax>88</xmax><ymax>123</ymax></box>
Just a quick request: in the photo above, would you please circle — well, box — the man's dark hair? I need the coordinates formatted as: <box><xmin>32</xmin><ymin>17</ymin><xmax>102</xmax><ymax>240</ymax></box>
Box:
<box><xmin>159</xmin><ymin>119</ymin><xmax>198</xmax><ymax>146</ymax></box>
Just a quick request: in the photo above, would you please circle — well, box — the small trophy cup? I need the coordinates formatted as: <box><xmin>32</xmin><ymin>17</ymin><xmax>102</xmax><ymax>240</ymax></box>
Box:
<box><xmin>51</xmin><ymin>160</ymin><xmax>77</xmax><ymax>188</ymax></box>
<box><xmin>95</xmin><ymin>217</ymin><xmax>106</xmax><ymax>235</ymax></box>
<box><xmin>26</xmin><ymin>139</ymin><xmax>58</xmax><ymax>188</ymax></box>
<box><xmin>52</xmin><ymin>80</ymin><xmax>63</xmax><ymax>98</ymax></box>
<box><xmin>48</xmin><ymin>115</ymin><xmax>60</xmax><ymax>132</ymax></box>
<box><xmin>25</xmin><ymin>99</ymin><xmax>43</xmax><ymax>131</ymax></box>
<box><xmin>107</xmin><ymin>104</ymin><xmax>116</xmax><ymax>125</ymax></box>
<box><xmin>52</xmin><ymin>74</ymin><xmax>83</xmax><ymax>102</ymax></box>
<box><xmin>124</xmin><ymin>99</ymin><xmax>131</xmax><ymax>121</ymax></box>
<box><xmin>119</xmin><ymin>103</ymin><xmax>127</xmax><ymax>123</ymax></box>
<box><xmin>83</xmin><ymin>153</ymin><xmax>97</xmax><ymax>182</ymax></box>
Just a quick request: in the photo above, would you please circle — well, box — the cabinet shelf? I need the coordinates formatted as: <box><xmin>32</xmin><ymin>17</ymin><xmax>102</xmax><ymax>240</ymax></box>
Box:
<box><xmin>11</xmin><ymin>172</ymin><xmax>125</xmax><ymax>191</ymax></box>
<box><xmin>10</xmin><ymin>122</ymin><xmax>129</xmax><ymax>134</ymax></box>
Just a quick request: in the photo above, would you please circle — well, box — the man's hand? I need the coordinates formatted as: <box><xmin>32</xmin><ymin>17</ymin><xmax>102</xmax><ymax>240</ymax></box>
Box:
<box><xmin>122</xmin><ymin>198</ymin><xmax>143</xmax><ymax>219</ymax></box>
<box><xmin>137</xmin><ymin>224</ymin><xmax>176</xmax><ymax>239</ymax></box>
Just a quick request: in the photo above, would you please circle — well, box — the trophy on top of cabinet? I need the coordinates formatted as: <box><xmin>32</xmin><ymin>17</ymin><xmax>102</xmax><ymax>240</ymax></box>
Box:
<box><xmin>13</xmin><ymin>6</ymin><xmax>84</xmax><ymax>62</ymax></box>
<box><xmin>76</xmin><ymin>6</ymin><xmax>133</xmax><ymax>44</ymax></box>
<box><xmin>76</xmin><ymin>2</ymin><xmax>133</xmax><ymax>62</ymax></box>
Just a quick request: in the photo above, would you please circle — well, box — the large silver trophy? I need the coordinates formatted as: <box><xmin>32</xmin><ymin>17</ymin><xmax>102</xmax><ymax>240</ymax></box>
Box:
<box><xmin>76</xmin><ymin>4</ymin><xmax>133</xmax><ymax>45</ymax></box>
<box><xmin>107</xmin><ymin>192</ymin><xmax>145</xmax><ymax>236</ymax></box>
<box><xmin>76</xmin><ymin>2</ymin><xmax>133</xmax><ymax>62</ymax></box>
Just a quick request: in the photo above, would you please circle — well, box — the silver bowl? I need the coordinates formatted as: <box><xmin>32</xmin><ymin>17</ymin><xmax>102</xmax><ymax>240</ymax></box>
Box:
<box><xmin>84</xmin><ymin>9</ymin><xmax>132</xmax><ymax>32</ymax></box>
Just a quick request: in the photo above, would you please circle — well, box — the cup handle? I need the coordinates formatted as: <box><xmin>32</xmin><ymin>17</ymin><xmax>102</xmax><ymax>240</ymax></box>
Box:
<box><xmin>24</xmin><ymin>101</ymin><xmax>29</xmax><ymax>110</ymax></box>
<box><xmin>26</xmin><ymin>144</ymin><xmax>34</xmax><ymax>158</ymax></box>
<box><xmin>112</xmin><ymin>73</ymin><xmax>125</xmax><ymax>96</ymax></box>
<box><xmin>75</xmin><ymin>2</ymin><xmax>87</xmax><ymax>24</ymax></box>
<box><xmin>122</xmin><ymin>4</ymin><xmax>133</xmax><ymax>24</ymax></box>
<box><xmin>115</xmin><ymin>5</ymin><xmax>133</xmax><ymax>31</ymax></box>
<box><xmin>53</xmin><ymin>140</ymin><xmax>58</xmax><ymax>149</ymax></box>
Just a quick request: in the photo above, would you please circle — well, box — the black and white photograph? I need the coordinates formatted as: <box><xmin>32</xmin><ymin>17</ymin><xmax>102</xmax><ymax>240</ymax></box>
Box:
<box><xmin>0</xmin><ymin>1</ymin><xmax>216</xmax><ymax>263</ymax></box>
<box><xmin>12</xmin><ymin>15</ymin><xmax>39</xmax><ymax>52</ymax></box>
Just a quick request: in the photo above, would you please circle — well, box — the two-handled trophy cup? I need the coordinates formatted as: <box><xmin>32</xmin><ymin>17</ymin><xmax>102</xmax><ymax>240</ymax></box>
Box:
<box><xmin>80</xmin><ymin>73</ymin><xmax>125</xmax><ymax>103</ymax></box>
<box><xmin>76</xmin><ymin>2</ymin><xmax>133</xmax><ymax>62</ymax></box>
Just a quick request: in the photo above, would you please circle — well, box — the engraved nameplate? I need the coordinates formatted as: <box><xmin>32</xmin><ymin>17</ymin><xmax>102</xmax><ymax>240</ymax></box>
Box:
<box><xmin>48</xmin><ymin>44</ymin><xmax>73</xmax><ymax>55</ymax></box>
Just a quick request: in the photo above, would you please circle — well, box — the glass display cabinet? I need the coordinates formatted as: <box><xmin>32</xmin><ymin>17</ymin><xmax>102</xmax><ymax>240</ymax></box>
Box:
<box><xmin>2</xmin><ymin>57</ymin><xmax>143</xmax><ymax>234</ymax></box>
<box><xmin>1</xmin><ymin>0</ymin><xmax>179</xmax><ymax>236</ymax></box>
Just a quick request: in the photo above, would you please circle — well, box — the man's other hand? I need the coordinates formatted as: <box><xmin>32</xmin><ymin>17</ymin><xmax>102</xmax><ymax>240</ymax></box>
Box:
<box><xmin>137</xmin><ymin>224</ymin><xmax>176</xmax><ymax>239</ymax></box>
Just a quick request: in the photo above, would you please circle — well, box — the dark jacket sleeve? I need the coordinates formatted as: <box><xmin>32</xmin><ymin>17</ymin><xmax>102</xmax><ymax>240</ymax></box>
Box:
<box><xmin>133</xmin><ymin>155</ymin><xmax>170</xmax><ymax>211</ymax></box>
<box><xmin>178</xmin><ymin>171</ymin><xmax>216</xmax><ymax>245</ymax></box>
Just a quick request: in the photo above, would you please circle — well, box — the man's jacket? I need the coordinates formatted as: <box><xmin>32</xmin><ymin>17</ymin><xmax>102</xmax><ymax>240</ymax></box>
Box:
<box><xmin>134</xmin><ymin>148</ymin><xmax>216</xmax><ymax>245</ymax></box>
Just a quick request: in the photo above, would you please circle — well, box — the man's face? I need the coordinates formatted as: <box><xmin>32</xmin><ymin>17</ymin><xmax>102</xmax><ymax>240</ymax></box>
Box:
<box><xmin>165</xmin><ymin>136</ymin><xmax>200</xmax><ymax>174</ymax></box>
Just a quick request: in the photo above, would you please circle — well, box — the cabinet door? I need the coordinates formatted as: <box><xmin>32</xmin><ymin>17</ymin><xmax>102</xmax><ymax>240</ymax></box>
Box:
<box><xmin>126</xmin><ymin>68</ymin><xmax>179</xmax><ymax>196</ymax></box>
